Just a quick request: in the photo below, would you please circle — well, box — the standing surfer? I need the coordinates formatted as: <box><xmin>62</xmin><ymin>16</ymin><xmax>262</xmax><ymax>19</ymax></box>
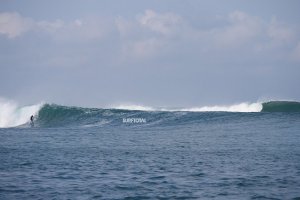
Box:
<box><xmin>30</xmin><ymin>115</ymin><xmax>34</xmax><ymax>127</ymax></box>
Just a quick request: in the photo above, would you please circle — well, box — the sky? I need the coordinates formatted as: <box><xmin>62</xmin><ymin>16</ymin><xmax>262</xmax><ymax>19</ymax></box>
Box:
<box><xmin>0</xmin><ymin>0</ymin><xmax>300</xmax><ymax>108</ymax></box>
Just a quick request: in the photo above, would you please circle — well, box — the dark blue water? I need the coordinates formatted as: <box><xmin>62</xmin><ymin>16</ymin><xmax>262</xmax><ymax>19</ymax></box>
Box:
<box><xmin>1</xmin><ymin>112</ymin><xmax>300</xmax><ymax>199</ymax></box>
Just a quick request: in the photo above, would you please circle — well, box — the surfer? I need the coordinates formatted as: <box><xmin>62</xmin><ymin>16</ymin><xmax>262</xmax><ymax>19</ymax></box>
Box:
<box><xmin>30</xmin><ymin>115</ymin><xmax>34</xmax><ymax>127</ymax></box>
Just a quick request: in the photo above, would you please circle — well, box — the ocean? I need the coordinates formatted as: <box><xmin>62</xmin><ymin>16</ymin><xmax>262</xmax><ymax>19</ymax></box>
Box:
<box><xmin>1</xmin><ymin>101</ymin><xmax>300</xmax><ymax>199</ymax></box>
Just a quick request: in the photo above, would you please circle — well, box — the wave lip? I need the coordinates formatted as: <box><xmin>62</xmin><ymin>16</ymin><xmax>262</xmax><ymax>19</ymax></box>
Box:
<box><xmin>261</xmin><ymin>101</ymin><xmax>300</xmax><ymax>112</ymax></box>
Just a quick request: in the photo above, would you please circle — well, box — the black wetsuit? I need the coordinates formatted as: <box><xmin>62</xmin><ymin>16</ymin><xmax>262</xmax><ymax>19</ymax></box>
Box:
<box><xmin>30</xmin><ymin>115</ymin><xmax>34</xmax><ymax>127</ymax></box>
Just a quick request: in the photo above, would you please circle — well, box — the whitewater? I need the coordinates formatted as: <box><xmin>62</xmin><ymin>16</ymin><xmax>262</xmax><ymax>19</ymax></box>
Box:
<box><xmin>0</xmin><ymin>99</ymin><xmax>43</xmax><ymax>128</ymax></box>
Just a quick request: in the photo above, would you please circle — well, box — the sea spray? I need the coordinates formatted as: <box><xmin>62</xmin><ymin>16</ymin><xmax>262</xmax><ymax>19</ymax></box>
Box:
<box><xmin>0</xmin><ymin>99</ymin><xmax>43</xmax><ymax>128</ymax></box>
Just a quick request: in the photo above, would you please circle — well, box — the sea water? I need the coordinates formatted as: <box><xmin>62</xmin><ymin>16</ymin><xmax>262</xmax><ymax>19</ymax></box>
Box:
<box><xmin>0</xmin><ymin>102</ymin><xmax>300</xmax><ymax>199</ymax></box>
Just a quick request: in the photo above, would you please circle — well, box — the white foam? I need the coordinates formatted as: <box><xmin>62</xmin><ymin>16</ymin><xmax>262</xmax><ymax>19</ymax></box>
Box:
<box><xmin>0</xmin><ymin>99</ymin><xmax>43</xmax><ymax>128</ymax></box>
<box><xmin>177</xmin><ymin>102</ymin><xmax>263</xmax><ymax>112</ymax></box>
<box><xmin>112</xmin><ymin>102</ymin><xmax>263</xmax><ymax>112</ymax></box>
<box><xmin>113</xmin><ymin>104</ymin><xmax>154</xmax><ymax>111</ymax></box>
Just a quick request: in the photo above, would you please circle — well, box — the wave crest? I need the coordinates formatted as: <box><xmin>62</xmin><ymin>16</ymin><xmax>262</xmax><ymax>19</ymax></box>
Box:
<box><xmin>176</xmin><ymin>102</ymin><xmax>262</xmax><ymax>112</ymax></box>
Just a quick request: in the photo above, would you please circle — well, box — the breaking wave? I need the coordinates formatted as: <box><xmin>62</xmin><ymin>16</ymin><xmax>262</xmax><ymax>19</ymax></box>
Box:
<box><xmin>0</xmin><ymin>100</ymin><xmax>299</xmax><ymax>128</ymax></box>
<box><xmin>0</xmin><ymin>99</ymin><xmax>43</xmax><ymax>128</ymax></box>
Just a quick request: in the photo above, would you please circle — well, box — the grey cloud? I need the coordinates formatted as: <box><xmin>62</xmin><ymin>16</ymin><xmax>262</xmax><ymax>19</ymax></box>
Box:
<box><xmin>0</xmin><ymin>4</ymin><xmax>299</xmax><ymax>107</ymax></box>
<box><xmin>0</xmin><ymin>12</ymin><xmax>33</xmax><ymax>38</ymax></box>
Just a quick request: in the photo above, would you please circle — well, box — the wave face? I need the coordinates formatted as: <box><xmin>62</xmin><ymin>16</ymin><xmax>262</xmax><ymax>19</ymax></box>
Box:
<box><xmin>36</xmin><ymin>104</ymin><xmax>109</xmax><ymax>127</ymax></box>
<box><xmin>1</xmin><ymin>101</ymin><xmax>299</xmax><ymax>128</ymax></box>
<box><xmin>261</xmin><ymin>101</ymin><xmax>300</xmax><ymax>112</ymax></box>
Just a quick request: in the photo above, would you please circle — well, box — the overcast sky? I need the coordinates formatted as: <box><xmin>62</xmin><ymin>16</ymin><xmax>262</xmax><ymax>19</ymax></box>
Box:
<box><xmin>1</xmin><ymin>0</ymin><xmax>300</xmax><ymax>107</ymax></box>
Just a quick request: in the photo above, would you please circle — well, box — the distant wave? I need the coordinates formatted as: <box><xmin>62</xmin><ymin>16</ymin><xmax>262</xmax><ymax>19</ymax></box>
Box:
<box><xmin>261</xmin><ymin>101</ymin><xmax>300</xmax><ymax>112</ymax></box>
<box><xmin>0</xmin><ymin>100</ymin><xmax>299</xmax><ymax>128</ymax></box>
